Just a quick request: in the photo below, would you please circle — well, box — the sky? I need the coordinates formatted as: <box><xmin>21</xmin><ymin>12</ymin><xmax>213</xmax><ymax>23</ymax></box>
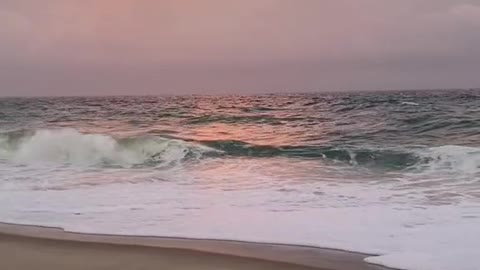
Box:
<box><xmin>1</xmin><ymin>0</ymin><xmax>480</xmax><ymax>96</ymax></box>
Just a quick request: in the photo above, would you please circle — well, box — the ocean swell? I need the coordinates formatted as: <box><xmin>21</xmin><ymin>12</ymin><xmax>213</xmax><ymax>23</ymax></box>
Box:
<box><xmin>199</xmin><ymin>140</ymin><xmax>422</xmax><ymax>169</ymax></box>
<box><xmin>0</xmin><ymin>128</ymin><xmax>217</xmax><ymax>167</ymax></box>
<box><xmin>0</xmin><ymin>128</ymin><xmax>478</xmax><ymax>174</ymax></box>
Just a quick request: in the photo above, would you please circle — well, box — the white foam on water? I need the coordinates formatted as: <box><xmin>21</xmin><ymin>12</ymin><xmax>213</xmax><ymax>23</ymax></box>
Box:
<box><xmin>1</xmin><ymin>181</ymin><xmax>479</xmax><ymax>270</ymax></box>
<box><xmin>401</xmin><ymin>102</ymin><xmax>420</xmax><ymax>106</ymax></box>
<box><xmin>419</xmin><ymin>145</ymin><xmax>480</xmax><ymax>174</ymax></box>
<box><xmin>1</xmin><ymin>132</ymin><xmax>479</xmax><ymax>270</ymax></box>
<box><xmin>0</xmin><ymin>128</ymin><xmax>216</xmax><ymax>167</ymax></box>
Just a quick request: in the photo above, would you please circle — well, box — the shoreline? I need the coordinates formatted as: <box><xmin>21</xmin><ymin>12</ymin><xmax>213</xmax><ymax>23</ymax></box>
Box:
<box><xmin>0</xmin><ymin>222</ymin><xmax>392</xmax><ymax>270</ymax></box>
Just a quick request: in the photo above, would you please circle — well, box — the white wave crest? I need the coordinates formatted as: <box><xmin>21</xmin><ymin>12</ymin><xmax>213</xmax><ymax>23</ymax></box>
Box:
<box><xmin>0</xmin><ymin>128</ymin><xmax>216</xmax><ymax>167</ymax></box>
<box><xmin>401</xmin><ymin>101</ymin><xmax>420</xmax><ymax>106</ymax></box>
<box><xmin>419</xmin><ymin>145</ymin><xmax>480</xmax><ymax>174</ymax></box>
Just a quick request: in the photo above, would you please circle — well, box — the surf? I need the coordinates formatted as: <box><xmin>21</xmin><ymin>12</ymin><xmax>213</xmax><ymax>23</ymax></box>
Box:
<box><xmin>1</xmin><ymin>128</ymin><xmax>478</xmax><ymax>176</ymax></box>
<box><xmin>0</xmin><ymin>128</ymin><xmax>217</xmax><ymax>167</ymax></box>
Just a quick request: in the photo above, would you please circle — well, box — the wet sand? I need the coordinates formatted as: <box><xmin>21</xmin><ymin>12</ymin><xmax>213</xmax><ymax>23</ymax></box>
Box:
<box><xmin>0</xmin><ymin>222</ymin><xmax>391</xmax><ymax>270</ymax></box>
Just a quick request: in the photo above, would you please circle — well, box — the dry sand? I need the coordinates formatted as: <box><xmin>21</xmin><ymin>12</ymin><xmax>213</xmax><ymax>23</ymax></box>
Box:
<box><xmin>0</xmin><ymin>222</ymin><xmax>391</xmax><ymax>270</ymax></box>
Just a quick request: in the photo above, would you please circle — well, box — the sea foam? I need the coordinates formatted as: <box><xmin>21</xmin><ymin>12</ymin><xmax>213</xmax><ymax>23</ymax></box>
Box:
<box><xmin>0</xmin><ymin>128</ymin><xmax>216</xmax><ymax>167</ymax></box>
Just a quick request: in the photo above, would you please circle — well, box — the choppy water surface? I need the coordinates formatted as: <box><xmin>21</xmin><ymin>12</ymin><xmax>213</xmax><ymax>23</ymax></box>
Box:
<box><xmin>1</xmin><ymin>90</ymin><xmax>479</xmax><ymax>270</ymax></box>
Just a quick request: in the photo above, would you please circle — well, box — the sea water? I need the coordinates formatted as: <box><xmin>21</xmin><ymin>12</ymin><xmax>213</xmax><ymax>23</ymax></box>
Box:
<box><xmin>0</xmin><ymin>90</ymin><xmax>479</xmax><ymax>270</ymax></box>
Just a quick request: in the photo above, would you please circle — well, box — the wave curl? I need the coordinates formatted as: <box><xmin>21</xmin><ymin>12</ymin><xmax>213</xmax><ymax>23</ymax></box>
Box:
<box><xmin>0</xmin><ymin>128</ymin><xmax>478</xmax><ymax>173</ymax></box>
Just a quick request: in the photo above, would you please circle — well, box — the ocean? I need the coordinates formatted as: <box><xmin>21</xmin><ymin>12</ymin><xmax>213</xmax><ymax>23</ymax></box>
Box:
<box><xmin>0</xmin><ymin>89</ymin><xmax>479</xmax><ymax>270</ymax></box>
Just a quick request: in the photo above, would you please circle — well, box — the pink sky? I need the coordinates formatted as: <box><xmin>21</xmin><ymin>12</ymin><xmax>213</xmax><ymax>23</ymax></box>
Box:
<box><xmin>1</xmin><ymin>0</ymin><xmax>480</xmax><ymax>96</ymax></box>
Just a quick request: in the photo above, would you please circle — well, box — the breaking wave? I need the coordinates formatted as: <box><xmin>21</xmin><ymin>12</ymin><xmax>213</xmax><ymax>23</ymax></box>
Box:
<box><xmin>200</xmin><ymin>140</ymin><xmax>479</xmax><ymax>172</ymax></box>
<box><xmin>417</xmin><ymin>145</ymin><xmax>480</xmax><ymax>174</ymax></box>
<box><xmin>0</xmin><ymin>129</ymin><xmax>217</xmax><ymax>167</ymax></box>
<box><xmin>0</xmin><ymin>128</ymin><xmax>478</xmax><ymax>173</ymax></box>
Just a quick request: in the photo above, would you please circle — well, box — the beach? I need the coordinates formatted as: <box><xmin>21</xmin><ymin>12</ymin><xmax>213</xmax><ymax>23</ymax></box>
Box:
<box><xmin>0</xmin><ymin>222</ymin><xmax>390</xmax><ymax>270</ymax></box>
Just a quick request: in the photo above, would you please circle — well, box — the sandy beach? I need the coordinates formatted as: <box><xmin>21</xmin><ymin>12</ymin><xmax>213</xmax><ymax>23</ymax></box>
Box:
<box><xmin>0</xmin><ymin>222</ymin><xmax>391</xmax><ymax>270</ymax></box>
